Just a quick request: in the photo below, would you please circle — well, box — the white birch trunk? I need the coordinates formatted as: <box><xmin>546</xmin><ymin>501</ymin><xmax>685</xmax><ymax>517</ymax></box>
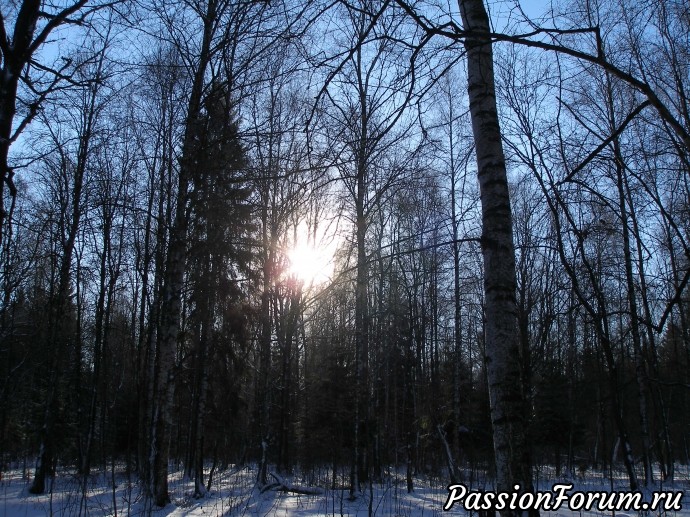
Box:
<box><xmin>458</xmin><ymin>0</ymin><xmax>535</xmax><ymax>509</ymax></box>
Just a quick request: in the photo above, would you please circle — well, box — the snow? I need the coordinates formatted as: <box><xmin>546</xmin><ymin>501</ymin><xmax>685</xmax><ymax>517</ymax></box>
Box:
<box><xmin>1</xmin><ymin>465</ymin><xmax>688</xmax><ymax>516</ymax></box>
<box><xmin>0</xmin><ymin>465</ymin><xmax>448</xmax><ymax>516</ymax></box>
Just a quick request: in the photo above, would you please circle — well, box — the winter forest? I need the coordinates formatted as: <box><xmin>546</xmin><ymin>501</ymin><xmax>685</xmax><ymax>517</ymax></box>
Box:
<box><xmin>0</xmin><ymin>0</ymin><xmax>689</xmax><ymax>514</ymax></box>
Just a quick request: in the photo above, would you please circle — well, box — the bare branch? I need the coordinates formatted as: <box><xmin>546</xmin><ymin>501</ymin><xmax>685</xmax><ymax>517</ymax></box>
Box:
<box><xmin>392</xmin><ymin>0</ymin><xmax>690</xmax><ymax>153</ymax></box>
<box><xmin>557</xmin><ymin>100</ymin><xmax>651</xmax><ymax>185</ymax></box>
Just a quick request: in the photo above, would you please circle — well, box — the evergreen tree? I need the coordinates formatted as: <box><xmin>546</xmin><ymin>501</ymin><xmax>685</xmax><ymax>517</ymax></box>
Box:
<box><xmin>185</xmin><ymin>81</ymin><xmax>254</xmax><ymax>497</ymax></box>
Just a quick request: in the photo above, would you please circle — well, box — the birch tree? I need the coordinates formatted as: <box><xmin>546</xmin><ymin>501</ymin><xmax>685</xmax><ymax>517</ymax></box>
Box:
<box><xmin>457</xmin><ymin>0</ymin><xmax>535</xmax><ymax>504</ymax></box>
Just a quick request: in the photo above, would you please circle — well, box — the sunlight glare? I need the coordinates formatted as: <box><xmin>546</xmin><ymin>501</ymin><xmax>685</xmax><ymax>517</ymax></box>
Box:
<box><xmin>286</xmin><ymin>240</ymin><xmax>335</xmax><ymax>286</ymax></box>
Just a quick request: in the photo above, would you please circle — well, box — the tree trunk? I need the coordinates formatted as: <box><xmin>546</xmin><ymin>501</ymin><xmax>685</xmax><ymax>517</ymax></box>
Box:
<box><xmin>149</xmin><ymin>1</ymin><xmax>217</xmax><ymax>506</ymax></box>
<box><xmin>0</xmin><ymin>0</ymin><xmax>41</xmax><ymax>250</ymax></box>
<box><xmin>29</xmin><ymin>53</ymin><xmax>101</xmax><ymax>493</ymax></box>
<box><xmin>350</xmin><ymin>35</ymin><xmax>370</xmax><ymax>498</ymax></box>
<box><xmin>458</xmin><ymin>0</ymin><xmax>535</xmax><ymax>510</ymax></box>
<box><xmin>601</xmin><ymin>65</ymin><xmax>653</xmax><ymax>486</ymax></box>
<box><xmin>624</xmin><ymin>172</ymin><xmax>674</xmax><ymax>481</ymax></box>
<box><xmin>450</xmin><ymin>136</ymin><xmax>463</xmax><ymax>479</ymax></box>
<box><xmin>256</xmin><ymin>202</ymin><xmax>275</xmax><ymax>487</ymax></box>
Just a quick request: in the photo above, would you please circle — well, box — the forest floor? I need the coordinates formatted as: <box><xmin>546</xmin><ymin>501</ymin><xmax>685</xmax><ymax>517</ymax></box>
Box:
<box><xmin>1</xmin><ymin>464</ymin><xmax>689</xmax><ymax>516</ymax></box>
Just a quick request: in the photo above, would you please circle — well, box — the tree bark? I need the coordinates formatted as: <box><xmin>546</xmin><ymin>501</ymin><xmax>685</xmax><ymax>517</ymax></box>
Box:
<box><xmin>458</xmin><ymin>0</ymin><xmax>535</xmax><ymax>510</ymax></box>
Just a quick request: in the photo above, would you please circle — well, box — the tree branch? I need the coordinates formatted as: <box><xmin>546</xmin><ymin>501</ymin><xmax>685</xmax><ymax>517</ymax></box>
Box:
<box><xmin>557</xmin><ymin>100</ymin><xmax>651</xmax><ymax>185</ymax></box>
<box><xmin>392</xmin><ymin>0</ymin><xmax>690</xmax><ymax>153</ymax></box>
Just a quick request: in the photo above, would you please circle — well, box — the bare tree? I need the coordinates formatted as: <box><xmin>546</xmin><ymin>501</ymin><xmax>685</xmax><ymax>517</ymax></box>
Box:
<box><xmin>315</xmin><ymin>0</ymin><xmax>424</xmax><ymax>496</ymax></box>
<box><xmin>0</xmin><ymin>0</ymin><xmax>115</xmax><ymax>263</ymax></box>
<box><xmin>457</xmin><ymin>0</ymin><xmax>536</xmax><ymax>507</ymax></box>
<box><xmin>27</xmin><ymin>40</ymin><xmax>111</xmax><ymax>494</ymax></box>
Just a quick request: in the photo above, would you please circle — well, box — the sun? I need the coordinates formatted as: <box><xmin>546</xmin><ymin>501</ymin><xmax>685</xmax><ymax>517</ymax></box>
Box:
<box><xmin>286</xmin><ymin>241</ymin><xmax>334</xmax><ymax>286</ymax></box>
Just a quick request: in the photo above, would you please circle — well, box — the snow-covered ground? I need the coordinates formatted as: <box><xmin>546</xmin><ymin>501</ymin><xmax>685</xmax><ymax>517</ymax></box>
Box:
<box><xmin>1</xmin><ymin>464</ymin><xmax>688</xmax><ymax>516</ymax></box>
<box><xmin>0</xmin><ymin>465</ymin><xmax>450</xmax><ymax>516</ymax></box>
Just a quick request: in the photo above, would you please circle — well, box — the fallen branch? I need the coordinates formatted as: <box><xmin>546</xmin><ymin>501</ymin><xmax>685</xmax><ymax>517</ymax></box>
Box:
<box><xmin>265</xmin><ymin>472</ymin><xmax>324</xmax><ymax>495</ymax></box>
<box><xmin>259</xmin><ymin>481</ymin><xmax>282</xmax><ymax>494</ymax></box>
